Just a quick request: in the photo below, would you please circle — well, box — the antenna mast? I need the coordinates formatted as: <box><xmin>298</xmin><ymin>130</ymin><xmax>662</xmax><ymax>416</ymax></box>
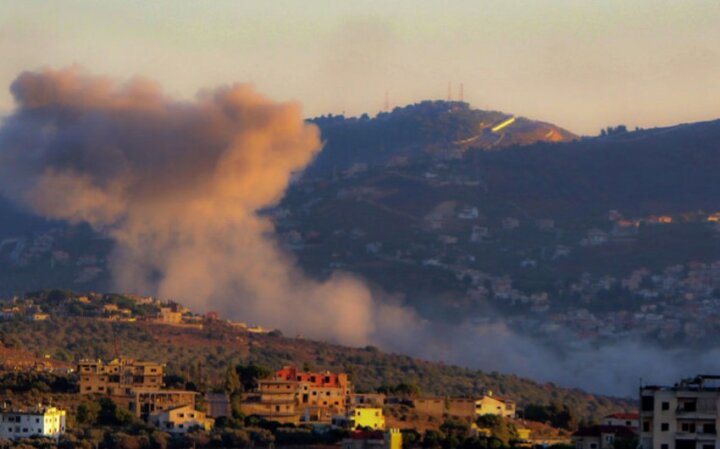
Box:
<box><xmin>459</xmin><ymin>83</ymin><xmax>464</xmax><ymax>102</ymax></box>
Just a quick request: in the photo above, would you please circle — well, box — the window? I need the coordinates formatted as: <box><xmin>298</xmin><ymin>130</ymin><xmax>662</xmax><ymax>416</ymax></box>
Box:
<box><xmin>702</xmin><ymin>445</ymin><xmax>714</xmax><ymax>449</ymax></box>
<box><xmin>681</xmin><ymin>422</ymin><xmax>695</xmax><ymax>433</ymax></box>
<box><xmin>590</xmin><ymin>444</ymin><xmax>597</xmax><ymax>449</ymax></box>
<box><xmin>626</xmin><ymin>421</ymin><xmax>631</xmax><ymax>426</ymax></box>
<box><xmin>643</xmin><ymin>421</ymin><xmax>650</xmax><ymax>432</ymax></box>
<box><xmin>662</xmin><ymin>402</ymin><xmax>670</xmax><ymax>411</ymax></box>
<box><xmin>703</xmin><ymin>423</ymin><xmax>716</xmax><ymax>434</ymax></box>
<box><xmin>661</xmin><ymin>423</ymin><xmax>669</xmax><ymax>431</ymax></box>
<box><xmin>641</xmin><ymin>396</ymin><xmax>655</xmax><ymax>412</ymax></box>
<box><xmin>661</xmin><ymin>445</ymin><xmax>668</xmax><ymax>449</ymax></box>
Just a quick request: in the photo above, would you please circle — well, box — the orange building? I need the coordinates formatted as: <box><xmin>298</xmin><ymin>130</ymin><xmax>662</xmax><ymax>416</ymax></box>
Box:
<box><xmin>241</xmin><ymin>366</ymin><xmax>354</xmax><ymax>424</ymax></box>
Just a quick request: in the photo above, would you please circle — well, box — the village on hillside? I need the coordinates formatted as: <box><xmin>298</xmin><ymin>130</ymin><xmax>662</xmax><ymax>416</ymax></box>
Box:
<box><xmin>0</xmin><ymin>290</ymin><xmax>662</xmax><ymax>449</ymax></box>
<box><xmin>2</xmin><ymin>346</ymin><xmax>715</xmax><ymax>449</ymax></box>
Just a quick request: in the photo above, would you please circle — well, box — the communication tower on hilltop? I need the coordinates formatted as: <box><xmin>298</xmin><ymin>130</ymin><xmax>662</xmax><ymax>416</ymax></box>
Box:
<box><xmin>459</xmin><ymin>83</ymin><xmax>464</xmax><ymax>102</ymax></box>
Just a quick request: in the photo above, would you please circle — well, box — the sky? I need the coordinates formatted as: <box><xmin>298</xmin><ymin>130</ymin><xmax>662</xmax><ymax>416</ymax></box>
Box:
<box><xmin>1</xmin><ymin>0</ymin><xmax>719</xmax><ymax>135</ymax></box>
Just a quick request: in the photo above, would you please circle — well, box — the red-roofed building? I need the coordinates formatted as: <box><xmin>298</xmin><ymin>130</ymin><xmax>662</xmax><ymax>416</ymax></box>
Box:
<box><xmin>603</xmin><ymin>413</ymin><xmax>639</xmax><ymax>430</ymax></box>
<box><xmin>275</xmin><ymin>366</ymin><xmax>351</xmax><ymax>389</ymax></box>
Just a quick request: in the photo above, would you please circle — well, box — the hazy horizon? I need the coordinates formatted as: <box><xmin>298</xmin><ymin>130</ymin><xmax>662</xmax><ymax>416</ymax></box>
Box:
<box><xmin>2</xmin><ymin>0</ymin><xmax>719</xmax><ymax>135</ymax></box>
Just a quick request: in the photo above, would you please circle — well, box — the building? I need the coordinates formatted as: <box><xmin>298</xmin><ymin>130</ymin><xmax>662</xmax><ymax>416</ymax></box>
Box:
<box><xmin>205</xmin><ymin>392</ymin><xmax>231</xmax><ymax>418</ymax></box>
<box><xmin>413</xmin><ymin>394</ymin><xmax>516</xmax><ymax>419</ymax></box>
<box><xmin>476</xmin><ymin>393</ymin><xmax>516</xmax><ymax>418</ymax></box>
<box><xmin>447</xmin><ymin>398</ymin><xmax>477</xmax><ymax>418</ymax></box>
<box><xmin>350</xmin><ymin>408</ymin><xmax>385</xmax><ymax>430</ymax></box>
<box><xmin>604</xmin><ymin>412</ymin><xmax>640</xmax><ymax>430</ymax></box>
<box><xmin>129</xmin><ymin>389</ymin><xmax>198</xmax><ymax>420</ymax></box>
<box><xmin>78</xmin><ymin>357</ymin><xmax>164</xmax><ymax>394</ymax></box>
<box><xmin>241</xmin><ymin>366</ymin><xmax>352</xmax><ymax>424</ymax></box>
<box><xmin>149</xmin><ymin>405</ymin><xmax>214</xmax><ymax>434</ymax></box>
<box><xmin>0</xmin><ymin>406</ymin><xmax>66</xmax><ymax>440</ymax></box>
<box><xmin>573</xmin><ymin>425</ymin><xmax>636</xmax><ymax>449</ymax></box>
<box><xmin>413</xmin><ymin>397</ymin><xmax>445</xmax><ymax>418</ymax></box>
<box><xmin>155</xmin><ymin>307</ymin><xmax>183</xmax><ymax>324</ymax></box>
<box><xmin>349</xmin><ymin>393</ymin><xmax>386</xmax><ymax>408</ymax></box>
<box><xmin>240</xmin><ymin>379</ymin><xmax>299</xmax><ymax>424</ymax></box>
<box><xmin>342</xmin><ymin>429</ymin><xmax>402</xmax><ymax>449</ymax></box>
<box><xmin>640</xmin><ymin>375</ymin><xmax>720</xmax><ymax>449</ymax></box>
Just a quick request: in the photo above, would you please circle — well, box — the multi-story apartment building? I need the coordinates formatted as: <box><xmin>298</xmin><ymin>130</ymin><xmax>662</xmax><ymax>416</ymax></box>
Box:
<box><xmin>640</xmin><ymin>375</ymin><xmax>720</xmax><ymax>449</ymax></box>
<box><xmin>78</xmin><ymin>357</ymin><xmax>164</xmax><ymax>394</ymax></box>
<box><xmin>241</xmin><ymin>378</ymin><xmax>300</xmax><ymax>424</ymax></box>
<box><xmin>0</xmin><ymin>406</ymin><xmax>66</xmax><ymax>440</ymax></box>
<box><xmin>241</xmin><ymin>366</ymin><xmax>354</xmax><ymax>424</ymax></box>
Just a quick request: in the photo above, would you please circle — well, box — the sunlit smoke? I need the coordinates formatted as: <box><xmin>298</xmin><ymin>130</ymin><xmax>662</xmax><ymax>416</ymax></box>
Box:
<box><xmin>0</xmin><ymin>67</ymin><xmax>420</xmax><ymax>346</ymax></box>
<box><xmin>2</xmin><ymin>68</ymin><xmax>717</xmax><ymax>397</ymax></box>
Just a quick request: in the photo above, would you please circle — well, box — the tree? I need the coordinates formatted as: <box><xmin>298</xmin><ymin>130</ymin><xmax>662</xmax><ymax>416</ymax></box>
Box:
<box><xmin>236</xmin><ymin>364</ymin><xmax>272</xmax><ymax>391</ymax></box>
<box><xmin>476</xmin><ymin>414</ymin><xmax>517</xmax><ymax>446</ymax></box>
<box><xmin>225</xmin><ymin>365</ymin><xmax>242</xmax><ymax>395</ymax></box>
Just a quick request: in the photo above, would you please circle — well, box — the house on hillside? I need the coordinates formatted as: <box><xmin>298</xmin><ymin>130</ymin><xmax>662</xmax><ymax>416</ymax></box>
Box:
<box><xmin>0</xmin><ymin>406</ymin><xmax>66</xmax><ymax>440</ymax></box>
<box><xmin>572</xmin><ymin>425</ymin><xmax>636</xmax><ymax>449</ymax></box>
<box><xmin>602</xmin><ymin>412</ymin><xmax>639</xmax><ymax>430</ymax></box>
<box><xmin>149</xmin><ymin>405</ymin><xmax>213</xmax><ymax>434</ymax></box>
<box><xmin>342</xmin><ymin>429</ymin><xmax>402</xmax><ymax>449</ymax></box>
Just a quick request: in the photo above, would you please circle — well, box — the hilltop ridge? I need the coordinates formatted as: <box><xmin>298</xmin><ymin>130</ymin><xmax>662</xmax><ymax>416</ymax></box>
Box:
<box><xmin>306</xmin><ymin>100</ymin><xmax>577</xmax><ymax>176</ymax></box>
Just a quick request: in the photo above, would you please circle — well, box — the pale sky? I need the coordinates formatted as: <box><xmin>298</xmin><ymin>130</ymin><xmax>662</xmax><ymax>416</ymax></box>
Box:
<box><xmin>1</xmin><ymin>0</ymin><xmax>719</xmax><ymax>135</ymax></box>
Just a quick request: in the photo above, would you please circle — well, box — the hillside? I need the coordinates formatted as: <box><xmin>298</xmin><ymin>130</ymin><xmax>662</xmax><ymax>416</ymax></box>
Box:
<box><xmin>0</xmin><ymin>291</ymin><xmax>632</xmax><ymax>423</ymax></box>
<box><xmin>306</xmin><ymin>100</ymin><xmax>576</xmax><ymax>176</ymax></box>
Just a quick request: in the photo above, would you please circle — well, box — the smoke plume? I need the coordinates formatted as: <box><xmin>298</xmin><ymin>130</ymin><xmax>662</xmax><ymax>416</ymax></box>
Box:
<box><xmin>3</xmin><ymin>68</ymin><xmax>716</xmax><ymax>397</ymax></box>
<box><xmin>0</xmin><ymin>67</ymin><xmax>420</xmax><ymax>346</ymax></box>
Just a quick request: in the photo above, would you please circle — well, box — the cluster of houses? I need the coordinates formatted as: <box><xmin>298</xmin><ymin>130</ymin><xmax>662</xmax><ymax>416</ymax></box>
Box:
<box><xmin>11</xmin><ymin>356</ymin><xmax>719</xmax><ymax>449</ymax></box>
<box><xmin>240</xmin><ymin>365</ymin><xmax>517</xmax><ymax>429</ymax></box>
<box><xmin>0</xmin><ymin>293</ymin><xmax>271</xmax><ymax>336</ymax></box>
<box><xmin>508</xmin><ymin>260</ymin><xmax>720</xmax><ymax>345</ymax></box>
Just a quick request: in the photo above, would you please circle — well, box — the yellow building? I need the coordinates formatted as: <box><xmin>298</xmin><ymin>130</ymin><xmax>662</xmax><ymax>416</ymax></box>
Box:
<box><xmin>78</xmin><ymin>358</ymin><xmax>164</xmax><ymax>395</ymax></box>
<box><xmin>149</xmin><ymin>405</ymin><xmax>214</xmax><ymax>434</ymax></box>
<box><xmin>351</xmin><ymin>408</ymin><xmax>385</xmax><ymax>430</ymax></box>
<box><xmin>475</xmin><ymin>394</ymin><xmax>516</xmax><ymax>418</ymax></box>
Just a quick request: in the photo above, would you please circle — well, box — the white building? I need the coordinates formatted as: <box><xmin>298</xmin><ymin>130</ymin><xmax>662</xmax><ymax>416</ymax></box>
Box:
<box><xmin>0</xmin><ymin>406</ymin><xmax>66</xmax><ymax>440</ymax></box>
<box><xmin>149</xmin><ymin>405</ymin><xmax>214</xmax><ymax>434</ymax></box>
<box><xmin>603</xmin><ymin>412</ymin><xmax>640</xmax><ymax>430</ymax></box>
<box><xmin>640</xmin><ymin>375</ymin><xmax>720</xmax><ymax>449</ymax></box>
